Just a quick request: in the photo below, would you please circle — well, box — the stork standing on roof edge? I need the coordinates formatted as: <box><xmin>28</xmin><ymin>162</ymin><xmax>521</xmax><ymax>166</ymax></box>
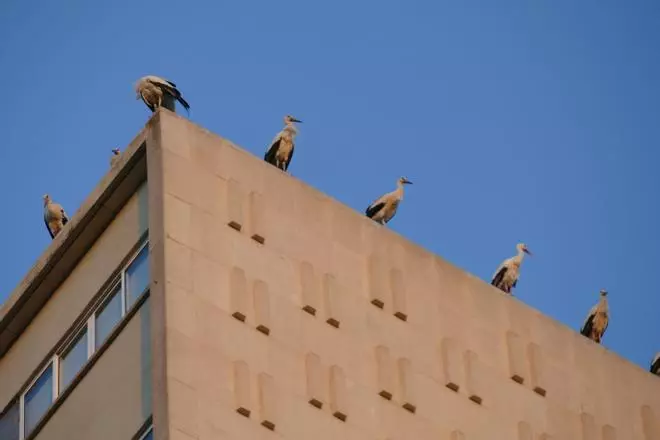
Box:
<box><xmin>43</xmin><ymin>194</ymin><xmax>69</xmax><ymax>239</ymax></box>
<box><xmin>264</xmin><ymin>115</ymin><xmax>302</xmax><ymax>172</ymax></box>
<box><xmin>110</xmin><ymin>148</ymin><xmax>121</xmax><ymax>167</ymax></box>
<box><xmin>650</xmin><ymin>352</ymin><xmax>660</xmax><ymax>376</ymax></box>
<box><xmin>365</xmin><ymin>177</ymin><xmax>413</xmax><ymax>225</ymax></box>
<box><xmin>580</xmin><ymin>289</ymin><xmax>609</xmax><ymax>344</ymax></box>
<box><xmin>135</xmin><ymin>75</ymin><xmax>190</xmax><ymax>113</ymax></box>
<box><xmin>491</xmin><ymin>243</ymin><xmax>532</xmax><ymax>295</ymax></box>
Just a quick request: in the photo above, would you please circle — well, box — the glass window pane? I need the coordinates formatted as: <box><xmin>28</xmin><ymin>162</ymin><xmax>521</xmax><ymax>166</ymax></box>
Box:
<box><xmin>0</xmin><ymin>400</ymin><xmax>19</xmax><ymax>440</ymax></box>
<box><xmin>95</xmin><ymin>286</ymin><xmax>122</xmax><ymax>349</ymax></box>
<box><xmin>60</xmin><ymin>328</ymin><xmax>88</xmax><ymax>390</ymax></box>
<box><xmin>141</xmin><ymin>427</ymin><xmax>153</xmax><ymax>440</ymax></box>
<box><xmin>126</xmin><ymin>246</ymin><xmax>149</xmax><ymax>308</ymax></box>
<box><xmin>24</xmin><ymin>364</ymin><xmax>53</xmax><ymax>436</ymax></box>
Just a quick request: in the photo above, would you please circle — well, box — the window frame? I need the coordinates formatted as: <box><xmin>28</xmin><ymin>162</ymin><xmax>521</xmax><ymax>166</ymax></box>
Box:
<box><xmin>12</xmin><ymin>238</ymin><xmax>150</xmax><ymax>440</ymax></box>
<box><xmin>138</xmin><ymin>425</ymin><xmax>153</xmax><ymax>440</ymax></box>
<box><xmin>19</xmin><ymin>359</ymin><xmax>57</xmax><ymax>439</ymax></box>
<box><xmin>58</xmin><ymin>324</ymin><xmax>89</xmax><ymax>392</ymax></box>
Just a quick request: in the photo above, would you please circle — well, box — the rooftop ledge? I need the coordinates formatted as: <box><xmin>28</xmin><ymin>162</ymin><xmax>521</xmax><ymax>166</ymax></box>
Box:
<box><xmin>1</xmin><ymin>110</ymin><xmax>655</xmax><ymax>381</ymax></box>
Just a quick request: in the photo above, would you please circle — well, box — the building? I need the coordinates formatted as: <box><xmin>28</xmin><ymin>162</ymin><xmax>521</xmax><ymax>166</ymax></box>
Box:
<box><xmin>0</xmin><ymin>110</ymin><xmax>658</xmax><ymax>440</ymax></box>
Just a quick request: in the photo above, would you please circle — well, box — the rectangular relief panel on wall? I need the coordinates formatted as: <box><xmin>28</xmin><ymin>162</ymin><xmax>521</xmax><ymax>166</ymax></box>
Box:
<box><xmin>580</xmin><ymin>412</ymin><xmax>596</xmax><ymax>440</ymax></box>
<box><xmin>300</xmin><ymin>261</ymin><xmax>319</xmax><ymax>316</ymax></box>
<box><xmin>322</xmin><ymin>273</ymin><xmax>341</xmax><ymax>328</ymax></box>
<box><xmin>390</xmin><ymin>269</ymin><xmax>407</xmax><ymax>321</ymax></box>
<box><xmin>375</xmin><ymin>346</ymin><xmax>395</xmax><ymax>400</ymax></box>
<box><xmin>463</xmin><ymin>350</ymin><xmax>483</xmax><ymax>405</ymax></box>
<box><xmin>602</xmin><ymin>424</ymin><xmax>616</xmax><ymax>440</ymax></box>
<box><xmin>233</xmin><ymin>360</ymin><xmax>252</xmax><ymax>417</ymax></box>
<box><xmin>329</xmin><ymin>365</ymin><xmax>348</xmax><ymax>422</ymax></box>
<box><xmin>440</xmin><ymin>338</ymin><xmax>462</xmax><ymax>392</ymax></box>
<box><xmin>641</xmin><ymin>406</ymin><xmax>658</xmax><ymax>440</ymax></box>
<box><xmin>305</xmin><ymin>352</ymin><xmax>327</xmax><ymax>409</ymax></box>
<box><xmin>517</xmin><ymin>421</ymin><xmax>533</xmax><ymax>440</ymax></box>
<box><xmin>226</xmin><ymin>178</ymin><xmax>245</xmax><ymax>231</ymax></box>
<box><xmin>367</xmin><ymin>254</ymin><xmax>390</xmax><ymax>309</ymax></box>
<box><xmin>257</xmin><ymin>373</ymin><xmax>276</xmax><ymax>430</ymax></box>
<box><xmin>397</xmin><ymin>358</ymin><xmax>416</xmax><ymax>413</ymax></box>
<box><xmin>506</xmin><ymin>331</ymin><xmax>527</xmax><ymax>385</ymax></box>
<box><xmin>230</xmin><ymin>267</ymin><xmax>250</xmax><ymax>322</ymax></box>
<box><xmin>527</xmin><ymin>342</ymin><xmax>547</xmax><ymax>397</ymax></box>
<box><xmin>248</xmin><ymin>191</ymin><xmax>266</xmax><ymax>244</ymax></box>
<box><xmin>253</xmin><ymin>280</ymin><xmax>271</xmax><ymax>335</ymax></box>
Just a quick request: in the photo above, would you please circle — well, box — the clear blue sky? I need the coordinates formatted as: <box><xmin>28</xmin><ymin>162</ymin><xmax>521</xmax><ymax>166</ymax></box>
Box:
<box><xmin>1</xmin><ymin>1</ymin><xmax>658</xmax><ymax>369</ymax></box>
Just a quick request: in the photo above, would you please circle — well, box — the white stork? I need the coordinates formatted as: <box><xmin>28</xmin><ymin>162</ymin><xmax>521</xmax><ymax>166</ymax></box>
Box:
<box><xmin>264</xmin><ymin>115</ymin><xmax>302</xmax><ymax>172</ymax></box>
<box><xmin>365</xmin><ymin>177</ymin><xmax>413</xmax><ymax>225</ymax></box>
<box><xmin>135</xmin><ymin>75</ymin><xmax>190</xmax><ymax>113</ymax></box>
<box><xmin>650</xmin><ymin>352</ymin><xmax>660</xmax><ymax>376</ymax></box>
<box><xmin>580</xmin><ymin>290</ymin><xmax>609</xmax><ymax>344</ymax></box>
<box><xmin>110</xmin><ymin>148</ymin><xmax>121</xmax><ymax>167</ymax></box>
<box><xmin>43</xmin><ymin>194</ymin><xmax>69</xmax><ymax>239</ymax></box>
<box><xmin>490</xmin><ymin>243</ymin><xmax>532</xmax><ymax>295</ymax></box>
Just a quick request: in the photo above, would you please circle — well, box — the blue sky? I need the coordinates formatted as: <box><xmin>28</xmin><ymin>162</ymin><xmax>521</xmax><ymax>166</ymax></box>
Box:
<box><xmin>1</xmin><ymin>1</ymin><xmax>658</xmax><ymax>369</ymax></box>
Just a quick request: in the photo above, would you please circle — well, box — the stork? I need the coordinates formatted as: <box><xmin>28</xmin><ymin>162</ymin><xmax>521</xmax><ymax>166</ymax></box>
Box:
<box><xmin>651</xmin><ymin>352</ymin><xmax>660</xmax><ymax>376</ymax></box>
<box><xmin>365</xmin><ymin>177</ymin><xmax>413</xmax><ymax>225</ymax></box>
<box><xmin>135</xmin><ymin>75</ymin><xmax>190</xmax><ymax>113</ymax></box>
<box><xmin>43</xmin><ymin>194</ymin><xmax>69</xmax><ymax>239</ymax></box>
<box><xmin>110</xmin><ymin>148</ymin><xmax>121</xmax><ymax>167</ymax></box>
<box><xmin>264</xmin><ymin>115</ymin><xmax>302</xmax><ymax>172</ymax></box>
<box><xmin>490</xmin><ymin>243</ymin><xmax>532</xmax><ymax>295</ymax></box>
<box><xmin>580</xmin><ymin>290</ymin><xmax>609</xmax><ymax>344</ymax></box>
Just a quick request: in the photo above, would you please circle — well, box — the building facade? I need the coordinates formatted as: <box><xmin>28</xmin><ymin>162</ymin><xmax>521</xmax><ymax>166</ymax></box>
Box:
<box><xmin>0</xmin><ymin>110</ymin><xmax>658</xmax><ymax>440</ymax></box>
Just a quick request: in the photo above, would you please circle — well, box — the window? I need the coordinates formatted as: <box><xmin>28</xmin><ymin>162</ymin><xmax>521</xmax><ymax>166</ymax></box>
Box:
<box><xmin>0</xmin><ymin>400</ymin><xmax>19</xmax><ymax>440</ymax></box>
<box><xmin>125</xmin><ymin>246</ymin><xmax>149</xmax><ymax>309</ymax></box>
<box><xmin>95</xmin><ymin>285</ymin><xmax>122</xmax><ymax>349</ymax></box>
<box><xmin>59</xmin><ymin>328</ymin><xmax>89</xmax><ymax>390</ymax></box>
<box><xmin>139</xmin><ymin>426</ymin><xmax>154</xmax><ymax>440</ymax></box>
<box><xmin>23</xmin><ymin>363</ymin><xmax>55</xmax><ymax>437</ymax></box>
<box><xmin>8</xmin><ymin>240</ymin><xmax>150</xmax><ymax>440</ymax></box>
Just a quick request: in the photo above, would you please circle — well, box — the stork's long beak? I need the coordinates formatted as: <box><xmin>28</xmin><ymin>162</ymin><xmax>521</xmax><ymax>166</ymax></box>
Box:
<box><xmin>523</xmin><ymin>248</ymin><xmax>532</xmax><ymax>256</ymax></box>
<box><xmin>291</xmin><ymin>118</ymin><xmax>302</xmax><ymax>123</ymax></box>
<box><xmin>403</xmin><ymin>179</ymin><xmax>413</xmax><ymax>185</ymax></box>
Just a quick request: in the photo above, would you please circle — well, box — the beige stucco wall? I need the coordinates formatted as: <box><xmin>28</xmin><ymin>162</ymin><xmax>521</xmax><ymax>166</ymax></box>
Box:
<box><xmin>146</xmin><ymin>111</ymin><xmax>660</xmax><ymax>440</ymax></box>
<box><xmin>35</xmin><ymin>298</ymin><xmax>152</xmax><ymax>439</ymax></box>
<box><xmin>0</xmin><ymin>182</ymin><xmax>148</xmax><ymax>407</ymax></box>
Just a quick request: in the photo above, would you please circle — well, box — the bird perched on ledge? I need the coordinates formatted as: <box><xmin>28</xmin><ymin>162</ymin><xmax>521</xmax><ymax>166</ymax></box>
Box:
<box><xmin>650</xmin><ymin>352</ymin><xmax>660</xmax><ymax>376</ymax></box>
<box><xmin>264</xmin><ymin>115</ymin><xmax>302</xmax><ymax>172</ymax></box>
<box><xmin>491</xmin><ymin>243</ymin><xmax>532</xmax><ymax>295</ymax></box>
<box><xmin>365</xmin><ymin>176</ymin><xmax>413</xmax><ymax>225</ymax></box>
<box><xmin>110</xmin><ymin>148</ymin><xmax>121</xmax><ymax>167</ymax></box>
<box><xmin>43</xmin><ymin>194</ymin><xmax>69</xmax><ymax>239</ymax></box>
<box><xmin>135</xmin><ymin>75</ymin><xmax>190</xmax><ymax>113</ymax></box>
<box><xmin>580</xmin><ymin>289</ymin><xmax>609</xmax><ymax>344</ymax></box>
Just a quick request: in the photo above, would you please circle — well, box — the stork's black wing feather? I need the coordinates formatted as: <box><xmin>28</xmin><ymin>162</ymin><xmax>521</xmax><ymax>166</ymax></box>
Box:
<box><xmin>264</xmin><ymin>139</ymin><xmax>281</xmax><ymax>165</ymax></box>
<box><xmin>176</xmin><ymin>95</ymin><xmax>190</xmax><ymax>111</ymax></box>
<box><xmin>365</xmin><ymin>202</ymin><xmax>385</xmax><ymax>218</ymax></box>
<box><xmin>651</xmin><ymin>357</ymin><xmax>660</xmax><ymax>375</ymax></box>
<box><xmin>44</xmin><ymin>217</ymin><xmax>54</xmax><ymax>239</ymax></box>
<box><xmin>491</xmin><ymin>266</ymin><xmax>507</xmax><ymax>288</ymax></box>
<box><xmin>580</xmin><ymin>314</ymin><xmax>594</xmax><ymax>337</ymax></box>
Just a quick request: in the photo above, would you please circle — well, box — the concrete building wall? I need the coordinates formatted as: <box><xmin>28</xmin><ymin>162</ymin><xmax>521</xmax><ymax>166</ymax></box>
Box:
<box><xmin>147</xmin><ymin>110</ymin><xmax>660</xmax><ymax>440</ymax></box>
<box><xmin>35</xmin><ymin>298</ymin><xmax>152</xmax><ymax>440</ymax></box>
<box><xmin>0</xmin><ymin>183</ymin><xmax>148</xmax><ymax>407</ymax></box>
